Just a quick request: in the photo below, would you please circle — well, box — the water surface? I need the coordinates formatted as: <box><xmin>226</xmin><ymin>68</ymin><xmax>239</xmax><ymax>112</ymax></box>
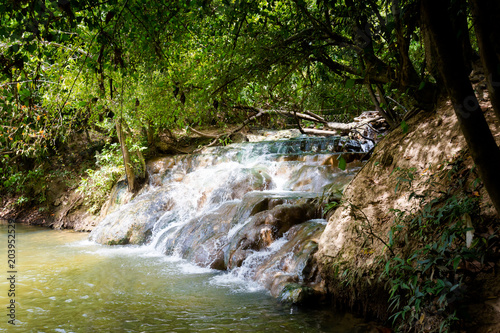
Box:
<box><xmin>0</xmin><ymin>224</ymin><xmax>365</xmax><ymax>332</ymax></box>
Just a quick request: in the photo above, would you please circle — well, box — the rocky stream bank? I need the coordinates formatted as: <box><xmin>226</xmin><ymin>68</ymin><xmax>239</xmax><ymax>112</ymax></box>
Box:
<box><xmin>2</xmin><ymin>105</ymin><xmax>499</xmax><ymax>331</ymax></box>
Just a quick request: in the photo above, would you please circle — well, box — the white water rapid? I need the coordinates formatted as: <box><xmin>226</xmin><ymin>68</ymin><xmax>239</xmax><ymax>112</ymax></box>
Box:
<box><xmin>89</xmin><ymin>135</ymin><xmax>367</xmax><ymax>301</ymax></box>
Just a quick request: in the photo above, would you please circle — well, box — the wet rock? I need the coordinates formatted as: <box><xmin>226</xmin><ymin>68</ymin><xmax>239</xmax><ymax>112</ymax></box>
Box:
<box><xmin>252</xmin><ymin>221</ymin><xmax>326</xmax><ymax>298</ymax></box>
<box><xmin>208</xmin><ymin>168</ymin><xmax>274</xmax><ymax>204</ymax></box>
<box><xmin>344</xmin><ymin>140</ymin><xmax>362</xmax><ymax>152</ymax></box>
<box><xmin>279</xmin><ymin>283</ymin><xmax>316</xmax><ymax>304</ymax></box>
<box><xmin>226</xmin><ymin>192</ymin><xmax>275</xmax><ymax>228</ymax></box>
<box><xmin>285</xmin><ymin>165</ymin><xmax>334</xmax><ymax>192</ymax></box>
<box><xmin>87</xmin><ymin>133</ymin><xmax>367</xmax><ymax>304</ymax></box>
<box><xmin>146</xmin><ymin>156</ymin><xmax>177</xmax><ymax>186</ymax></box>
<box><xmin>99</xmin><ymin>179</ymin><xmax>133</xmax><ymax>217</ymax></box>
<box><xmin>226</xmin><ymin>204</ymin><xmax>319</xmax><ymax>269</ymax></box>
<box><xmin>89</xmin><ymin>188</ymin><xmax>173</xmax><ymax>245</ymax></box>
<box><xmin>162</xmin><ymin>202</ymin><xmax>239</xmax><ymax>269</ymax></box>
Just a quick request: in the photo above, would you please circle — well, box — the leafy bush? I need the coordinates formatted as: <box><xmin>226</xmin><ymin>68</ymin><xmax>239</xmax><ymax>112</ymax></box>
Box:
<box><xmin>77</xmin><ymin>143</ymin><xmax>124</xmax><ymax>214</ymax></box>
<box><xmin>0</xmin><ymin>162</ymin><xmax>46</xmax><ymax>206</ymax></box>
<box><xmin>384</xmin><ymin>195</ymin><xmax>491</xmax><ymax>332</ymax></box>
<box><xmin>381</xmin><ymin>161</ymin><xmax>498</xmax><ymax>332</ymax></box>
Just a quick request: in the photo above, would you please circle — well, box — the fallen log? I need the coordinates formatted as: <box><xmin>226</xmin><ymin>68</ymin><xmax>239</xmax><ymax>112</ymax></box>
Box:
<box><xmin>325</xmin><ymin>116</ymin><xmax>383</xmax><ymax>131</ymax></box>
<box><xmin>302</xmin><ymin>128</ymin><xmax>338</xmax><ymax>136</ymax></box>
<box><xmin>187</xmin><ymin>126</ymin><xmax>219</xmax><ymax>138</ymax></box>
<box><xmin>190</xmin><ymin>105</ymin><xmax>384</xmax><ymax>152</ymax></box>
<box><xmin>237</xmin><ymin>106</ymin><xmax>383</xmax><ymax>132</ymax></box>
<box><xmin>193</xmin><ymin>110</ymin><xmax>266</xmax><ymax>152</ymax></box>
<box><xmin>303</xmin><ymin>110</ymin><xmax>326</xmax><ymax>123</ymax></box>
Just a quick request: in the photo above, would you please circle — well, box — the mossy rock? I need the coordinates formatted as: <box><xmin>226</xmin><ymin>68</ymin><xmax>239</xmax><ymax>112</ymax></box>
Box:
<box><xmin>279</xmin><ymin>283</ymin><xmax>315</xmax><ymax>304</ymax></box>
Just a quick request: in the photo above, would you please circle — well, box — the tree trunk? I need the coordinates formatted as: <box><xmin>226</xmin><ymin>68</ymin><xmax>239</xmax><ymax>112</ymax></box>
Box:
<box><xmin>376</xmin><ymin>84</ymin><xmax>401</xmax><ymax>124</ymax></box>
<box><xmin>421</xmin><ymin>16</ymin><xmax>440</xmax><ymax>81</ymax></box>
<box><xmin>367</xmin><ymin>84</ymin><xmax>396</xmax><ymax>128</ymax></box>
<box><xmin>470</xmin><ymin>0</ymin><xmax>500</xmax><ymax>121</ymax></box>
<box><xmin>147</xmin><ymin>119</ymin><xmax>154</xmax><ymax>147</ymax></box>
<box><xmin>392</xmin><ymin>0</ymin><xmax>421</xmax><ymax>88</ymax></box>
<box><xmin>421</xmin><ymin>0</ymin><xmax>500</xmax><ymax>216</ymax></box>
<box><xmin>116</xmin><ymin>117</ymin><xmax>136</xmax><ymax>193</ymax></box>
<box><xmin>449</xmin><ymin>0</ymin><xmax>473</xmax><ymax>75</ymax></box>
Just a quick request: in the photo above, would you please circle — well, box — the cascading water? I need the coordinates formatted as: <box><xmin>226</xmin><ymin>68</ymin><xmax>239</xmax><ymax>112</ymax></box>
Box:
<box><xmin>89</xmin><ymin>134</ymin><xmax>367</xmax><ymax>302</ymax></box>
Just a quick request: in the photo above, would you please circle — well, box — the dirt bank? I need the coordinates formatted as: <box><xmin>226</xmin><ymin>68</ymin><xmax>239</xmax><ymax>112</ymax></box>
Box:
<box><xmin>316</xmin><ymin>99</ymin><xmax>500</xmax><ymax>331</ymax></box>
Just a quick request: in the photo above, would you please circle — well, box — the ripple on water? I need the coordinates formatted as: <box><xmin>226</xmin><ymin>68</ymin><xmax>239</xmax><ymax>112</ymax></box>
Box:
<box><xmin>0</xmin><ymin>224</ymin><xmax>368</xmax><ymax>332</ymax></box>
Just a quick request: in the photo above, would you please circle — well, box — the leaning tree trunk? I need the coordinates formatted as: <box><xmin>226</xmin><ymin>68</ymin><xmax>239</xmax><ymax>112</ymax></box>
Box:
<box><xmin>449</xmin><ymin>0</ymin><xmax>474</xmax><ymax>75</ymax></box>
<box><xmin>470</xmin><ymin>0</ymin><xmax>500</xmax><ymax>121</ymax></box>
<box><xmin>366</xmin><ymin>84</ymin><xmax>397</xmax><ymax>128</ymax></box>
<box><xmin>116</xmin><ymin>117</ymin><xmax>136</xmax><ymax>193</ymax></box>
<box><xmin>421</xmin><ymin>0</ymin><xmax>500</xmax><ymax>216</ymax></box>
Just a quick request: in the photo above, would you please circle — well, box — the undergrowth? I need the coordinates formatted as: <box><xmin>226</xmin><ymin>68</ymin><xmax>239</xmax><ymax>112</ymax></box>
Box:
<box><xmin>77</xmin><ymin>140</ymin><xmax>147</xmax><ymax>214</ymax></box>
<box><xmin>324</xmin><ymin>152</ymin><xmax>498</xmax><ymax>332</ymax></box>
<box><xmin>384</xmin><ymin>155</ymin><xmax>498</xmax><ymax>332</ymax></box>
<box><xmin>77</xmin><ymin>143</ymin><xmax>124</xmax><ymax>214</ymax></box>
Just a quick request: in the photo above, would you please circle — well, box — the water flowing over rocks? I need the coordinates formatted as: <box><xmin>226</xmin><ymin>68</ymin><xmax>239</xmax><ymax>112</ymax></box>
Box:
<box><xmin>90</xmin><ymin>135</ymin><xmax>369</xmax><ymax>302</ymax></box>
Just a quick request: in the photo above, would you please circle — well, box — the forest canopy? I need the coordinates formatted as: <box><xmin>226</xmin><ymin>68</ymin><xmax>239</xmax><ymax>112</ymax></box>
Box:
<box><xmin>1</xmin><ymin>0</ymin><xmax>500</xmax><ymax>214</ymax></box>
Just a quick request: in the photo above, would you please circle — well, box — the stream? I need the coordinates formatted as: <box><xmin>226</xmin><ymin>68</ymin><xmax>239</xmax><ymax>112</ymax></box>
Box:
<box><xmin>1</xmin><ymin>134</ymin><xmax>374</xmax><ymax>332</ymax></box>
<box><xmin>0</xmin><ymin>224</ymin><xmax>366</xmax><ymax>332</ymax></box>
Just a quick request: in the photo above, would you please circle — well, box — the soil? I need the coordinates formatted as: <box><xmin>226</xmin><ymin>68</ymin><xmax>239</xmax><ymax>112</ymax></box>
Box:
<box><xmin>316</xmin><ymin>97</ymin><xmax>500</xmax><ymax>331</ymax></box>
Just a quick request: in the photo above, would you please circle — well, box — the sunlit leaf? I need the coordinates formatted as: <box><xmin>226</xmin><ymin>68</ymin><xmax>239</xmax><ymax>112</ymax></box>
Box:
<box><xmin>337</xmin><ymin>155</ymin><xmax>346</xmax><ymax>170</ymax></box>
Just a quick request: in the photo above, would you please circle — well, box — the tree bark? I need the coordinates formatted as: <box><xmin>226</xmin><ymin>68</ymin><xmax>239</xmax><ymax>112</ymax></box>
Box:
<box><xmin>392</xmin><ymin>0</ymin><xmax>421</xmax><ymax>88</ymax></box>
<box><xmin>116</xmin><ymin>117</ymin><xmax>136</xmax><ymax>193</ymax></box>
<box><xmin>421</xmin><ymin>0</ymin><xmax>500</xmax><ymax>216</ymax></box>
<box><xmin>470</xmin><ymin>0</ymin><xmax>500</xmax><ymax>121</ymax></box>
<box><xmin>147</xmin><ymin>119</ymin><xmax>155</xmax><ymax>147</ymax></box>
<box><xmin>449</xmin><ymin>0</ymin><xmax>473</xmax><ymax>75</ymax></box>
<box><xmin>376</xmin><ymin>84</ymin><xmax>401</xmax><ymax>124</ymax></box>
<box><xmin>367</xmin><ymin>84</ymin><xmax>396</xmax><ymax>128</ymax></box>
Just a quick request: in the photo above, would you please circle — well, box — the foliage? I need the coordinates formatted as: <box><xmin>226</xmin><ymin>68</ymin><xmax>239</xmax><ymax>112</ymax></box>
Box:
<box><xmin>381</xmin><ymin>162</ymin><xmax>497</xmax><ymax>332</ymax></box>
<box><xmin>384</xmin><ymin>195</ymin><xmax>489</xmax><ymax>332</ymax></box>
<box><xmin>0</xmin><ymin>166</ymin><xmax>45</xmax><ymax>203</ymax></box>
<box><xmin>0</xmin><ymin>3</ymin><xmax>498</xmax><ymax>331</ymax></box>
<box><xmin>77</xmin><ymin>143</ymin><xmax>124</xmax><ymax>214</ymax></box>
<box><xmin>0</xmin><ymin>0</ymin><xmax>497</xmax><ymax>253</ymax></box>
<box><xmin>0</xmin><ymin>0</ymin><xmax>430</xmax><ymax>160</ymax></box>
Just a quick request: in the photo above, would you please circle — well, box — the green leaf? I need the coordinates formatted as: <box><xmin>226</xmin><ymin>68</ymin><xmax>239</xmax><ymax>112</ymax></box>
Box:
<box><xmin>345</xmin><ymin>78</ymin><xmax>355</xmax><ymax>89</ymax></box>
<box><xmin>385</xmin><ymin>261</ymin><xmax>391</xmax><ymax>274</ymax></box>
<box><xmin>418</xmin><ymin>81</ymin><xmax>426</xmax><ymax>90</ymax></box>
<box><xmin>401</xmin><ymin>120</ymin><xmax>408</xmax><ymax>133</ymax></box>
<box><xmin>26</xmin><ymin>43</ymin><xmax>37</xmax><ymax>53</ymax></box>
<box><xmin>337</xmin><ymin>155</ymin><xmax>346</xmax><ymax>170</ymax></box>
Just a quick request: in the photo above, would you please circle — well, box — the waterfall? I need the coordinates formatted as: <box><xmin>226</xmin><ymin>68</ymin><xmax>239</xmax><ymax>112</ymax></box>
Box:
<box><xmin>89</xmin><ymin>134</ymin><xmax>367</xmax><ymax>302</ymax></box>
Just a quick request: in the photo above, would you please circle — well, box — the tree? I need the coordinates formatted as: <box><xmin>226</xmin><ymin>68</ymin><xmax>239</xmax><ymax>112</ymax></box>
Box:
<box><xmin>470</xmin><ymin>0</ymin><xmax>500</xmax><ymax>119</ymax></box>
<box><xmin>0</xmin><ymin>0</ymin><xmax>204</xmax><ymax>194</ymax></box>
<box><xmin>421</xmin><ymin>0</ymin><xmax>500</xmax><ymax>215</ymax></box>
<box><xmin>2</xmin><ymin>0</ymin><xmax>499</xmax><ymax>214</ymax></box>
<box><xmin>212</xmin><ymin>0</ymin><xmax>439</xmax><ymax>120</ymax></box>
